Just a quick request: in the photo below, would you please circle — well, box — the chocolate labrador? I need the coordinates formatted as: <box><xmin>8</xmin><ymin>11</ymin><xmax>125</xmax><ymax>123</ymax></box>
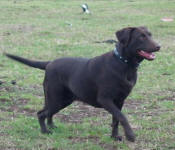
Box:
<box><xmin>5</xmin><ymin>26</ymin><xmax>160</xmax><ymax>142</ymax></box>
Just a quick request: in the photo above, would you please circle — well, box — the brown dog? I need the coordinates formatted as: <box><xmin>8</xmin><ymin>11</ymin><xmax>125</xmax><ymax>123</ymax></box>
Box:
<box><xmin>5</xmin><ymin>26</ymin><xmax>160</xmax><ymax>142</ymax></box>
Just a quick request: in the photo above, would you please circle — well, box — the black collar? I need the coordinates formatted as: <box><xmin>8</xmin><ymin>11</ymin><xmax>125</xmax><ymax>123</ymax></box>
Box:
<box><xmin>113</xmin><ymin>46</ymin><xmax>140</xmax><ymax>69</ymax></box>
<box><xmin>114</xmin><ymin>47</ymin><xmax>128</xmax><ymax>63</ymax></box>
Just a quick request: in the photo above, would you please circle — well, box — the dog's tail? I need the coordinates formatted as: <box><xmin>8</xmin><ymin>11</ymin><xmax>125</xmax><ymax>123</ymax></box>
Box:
<box><xmin>5</xmin><ymin>53</ymin><xmax>50</xmax><ymax>70</ymax></box>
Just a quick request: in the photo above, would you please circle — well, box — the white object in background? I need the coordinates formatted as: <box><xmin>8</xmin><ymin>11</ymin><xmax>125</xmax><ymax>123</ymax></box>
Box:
<box><xmin>81</xmin><ymin>4</ymin><xmax>90</xmax><ymax>14</ymax></box>
<box><xmin>161</xmin><ymin>18</ymin><xmax>174</xmax><ymax>22</ymax></box>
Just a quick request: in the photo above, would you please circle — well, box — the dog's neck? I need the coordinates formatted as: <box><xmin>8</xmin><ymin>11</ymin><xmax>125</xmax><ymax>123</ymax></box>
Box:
<box><xmin>114</xmin><ymin>43</ymin><xmax>143</xmax><ymax>69</ymax></box>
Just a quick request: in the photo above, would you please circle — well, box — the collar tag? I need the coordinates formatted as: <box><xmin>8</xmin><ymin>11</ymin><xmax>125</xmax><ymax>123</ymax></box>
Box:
<box><xmin>114</xmin><ymin>47</ymin><xmax>128</xmax><ymax>63</ymax></box>
<box><xmin>113</xmin><ymin>46</ymin><xmax>140</xmax><ymax>69</ymax></box>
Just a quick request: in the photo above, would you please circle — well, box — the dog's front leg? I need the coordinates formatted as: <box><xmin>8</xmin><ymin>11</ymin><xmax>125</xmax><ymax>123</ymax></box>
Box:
<box><xmin>111</xmin><ymin>97</ymin><xmax>125</xmax><ymax>141</ymax></box>
<box><xmin>97</xmin><ymin>97</ymin><xmax>135</xmax><ymax>142</ymax></box>
<box><xmin>111</xmin><ymin>116</ymin><xmax>122</xmax><ymax>141</ymax></box>
<box><xmin>111</xmin><ymin>100</ymin><xmax>124</xmax><ymax>141</ymax></box>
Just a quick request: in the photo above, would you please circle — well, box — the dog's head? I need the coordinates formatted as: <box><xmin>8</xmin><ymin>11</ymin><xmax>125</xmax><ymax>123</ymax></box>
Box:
<box><xmin>116</xmin><ymin>26</ymin><xmax>160</xmax><ymax>61</ymax></box>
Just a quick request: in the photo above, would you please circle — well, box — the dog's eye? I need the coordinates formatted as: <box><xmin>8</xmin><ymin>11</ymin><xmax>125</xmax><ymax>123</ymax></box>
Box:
<box><xmin>148</xmin><ymin>32</ymin><xmax>152</xmax><ymax>36</ymax></box>
<box><xmin>139</xmin><ymin>34</ymin><xmax>146</xmax><ymax>40</ymax></box>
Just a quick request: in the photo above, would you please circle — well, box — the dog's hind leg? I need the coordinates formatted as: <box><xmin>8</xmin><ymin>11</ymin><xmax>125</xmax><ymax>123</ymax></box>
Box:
<box><xmin>37</xmin><ymin>79</ymin><xmax>51</xmax><ymax>134</ymax></box>
<box><xmin>47</xmin><ymin>98</ymin><xmax>73</xmax><ymax>129</ymax></box>
<box><xmin>47</xmin><ymin>114</ymin><xmax>56</xmax><ymax>129</ymax></box>
<box><xmin>46</xmin><ymin>85</ymin><xmax>74</xmax><ymax>129</ymax></box>
<box><xmin>38</xmin><ymin>77</ymin><xmax>73</xmax><ymax>133</ymax></box>
<box><xmin>45</xmin><ymin>83</ymin><xmax>57</xmax><ymax>129</ymax></box>
<box><xmin>37</xmin><ymin>108</ymin><xmax>50</xmax><ymax>134</ymax></box>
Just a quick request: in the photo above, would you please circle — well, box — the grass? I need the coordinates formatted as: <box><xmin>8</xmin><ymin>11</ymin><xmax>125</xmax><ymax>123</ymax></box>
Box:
<box><xmin>0</xmin><ymin>0</ymin><xmax>175</xmax><ymax>149</ymax></box>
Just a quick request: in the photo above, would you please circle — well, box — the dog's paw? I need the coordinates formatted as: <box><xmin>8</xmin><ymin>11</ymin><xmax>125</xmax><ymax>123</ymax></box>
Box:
<box><xmin>41</xmin><ymin>129</ymin><xmax>52</xmax><ymax>134</ymax></box>
<box><xmin>125</xmin><ymin>131</ymin><xmax>135</xmax><ymax>142</ymax></box>
<box><xmin>48</xmin><ymin>124</ymin><xmax>57</xmax><ymax>129</ymax></box>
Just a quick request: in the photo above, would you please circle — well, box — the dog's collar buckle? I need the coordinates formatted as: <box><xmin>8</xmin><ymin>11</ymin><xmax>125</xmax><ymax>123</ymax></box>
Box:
<box><xmin>114</xmin><ymin>47</ymin><xmax>128</xmax><ymax>63</ymax></box>
<box><xmin>113</xmin><ymin>47</ymin><xmax>139</xmax><ymax>69</ymax></box>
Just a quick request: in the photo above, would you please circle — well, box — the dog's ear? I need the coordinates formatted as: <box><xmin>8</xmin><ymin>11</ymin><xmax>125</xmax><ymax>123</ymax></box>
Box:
<box><xmin>139</xmin><ymin>26</ymin><xmax>148</xmax><ymax>32</ymax></box>
<box><xmin>116</xmin><ymin>27</ymin><xmax>135</xmax><ymax>46</ymax></box>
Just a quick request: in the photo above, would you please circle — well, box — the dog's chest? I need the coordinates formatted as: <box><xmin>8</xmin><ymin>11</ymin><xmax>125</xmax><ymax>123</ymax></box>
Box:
<box><xmin>124</xmin><ymin>70</ymin><xmax>137</xmax><ymax>89</ymax></box>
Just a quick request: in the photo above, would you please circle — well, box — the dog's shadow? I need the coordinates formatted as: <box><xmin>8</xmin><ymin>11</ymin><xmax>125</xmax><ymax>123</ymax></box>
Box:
<box><xmin>94</xmin><ymin>39</ymin><xmax>118</xmax><ymax>44</ymax></box>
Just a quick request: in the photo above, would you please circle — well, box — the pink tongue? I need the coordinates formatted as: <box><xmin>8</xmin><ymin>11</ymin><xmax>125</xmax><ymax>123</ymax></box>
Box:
<box><xmin>138</xmin><ymin>50</ymin><xmax>155</xmax><ymax>60</ymax></box>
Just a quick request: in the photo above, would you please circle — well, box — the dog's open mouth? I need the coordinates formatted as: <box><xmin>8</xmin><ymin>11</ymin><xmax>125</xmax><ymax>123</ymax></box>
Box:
<box><xmin>138</xmin><ymin>50</ymin><xmax>155</xmax><ymax>60</ymax></box>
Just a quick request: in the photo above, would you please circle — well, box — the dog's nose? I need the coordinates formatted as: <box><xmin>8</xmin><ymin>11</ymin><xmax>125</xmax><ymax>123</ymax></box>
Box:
<box><xmin>155</xmin><ymin>45</ymin><xmax>161</xmax><ymax>51</ymax></box>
